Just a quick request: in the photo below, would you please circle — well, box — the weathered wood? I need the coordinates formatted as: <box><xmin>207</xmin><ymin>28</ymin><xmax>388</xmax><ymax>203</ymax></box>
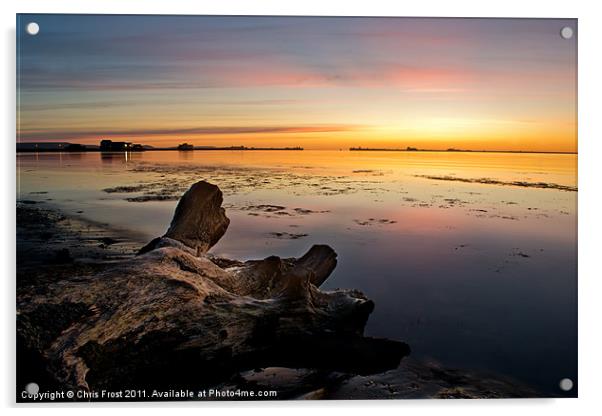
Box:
<box><xmin>17</xmin><ymin>181</ymin><xmax>409</xmax><ymax>391</ymax></box>
<box><xmin>138</xmin><ymin>181</ymin><xmax>229</xmax><ymax>255</ymax></box>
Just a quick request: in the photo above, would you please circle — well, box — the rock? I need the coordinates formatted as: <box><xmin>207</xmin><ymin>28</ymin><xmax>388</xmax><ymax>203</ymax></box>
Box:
<box><xmin>323</xmin><ymin>358</ymin><xmax>538</xmax><ymax>399</ymax></box>
<box><xmin>17</xmin><ymin>180</ymin><xmax>409</xmax><ymax>393</ymax></box>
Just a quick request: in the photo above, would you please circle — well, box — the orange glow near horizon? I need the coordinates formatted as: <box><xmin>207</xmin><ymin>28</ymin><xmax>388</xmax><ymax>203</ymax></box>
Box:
<box><xmin>33</xmin><ymin>126</ymin><xmax>575</xmax><ymax>153</ymax></box>
<box><xmin>17</xmin><ymin>16</ymin><xmax>577</xmax><ymax>153</ymax></box>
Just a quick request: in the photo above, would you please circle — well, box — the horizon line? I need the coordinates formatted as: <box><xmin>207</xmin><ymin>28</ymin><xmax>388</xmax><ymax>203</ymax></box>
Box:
<box><xmin>15</xmin><ymin>141</ymin><xmax>577</xmax><ymax>155</ymax></box>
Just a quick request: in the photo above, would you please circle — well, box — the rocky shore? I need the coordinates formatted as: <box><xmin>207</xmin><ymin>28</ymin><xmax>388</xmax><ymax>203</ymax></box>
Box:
<box><xmin>17</xmin><ymin>181</ymin><xmax>537</xmax><ymax>400</ymax></box>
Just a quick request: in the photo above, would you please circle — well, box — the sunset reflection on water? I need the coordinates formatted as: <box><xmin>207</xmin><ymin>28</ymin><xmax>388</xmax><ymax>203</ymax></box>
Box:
<box><xmin>17</xmin><ymin>149</ymin><xmax>577</xmax><ymax>394</ymax></box>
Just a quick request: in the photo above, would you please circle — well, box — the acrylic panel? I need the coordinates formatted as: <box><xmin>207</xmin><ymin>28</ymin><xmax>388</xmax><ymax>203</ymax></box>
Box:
<box><xmin>16</xmin><ymin>14</ymin><xmax>577</xmax><ymax>402</ymax></box>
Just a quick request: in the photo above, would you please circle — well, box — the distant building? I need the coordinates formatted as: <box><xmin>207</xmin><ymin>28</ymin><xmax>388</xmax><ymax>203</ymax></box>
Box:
<box><xmin>177</xmin><ymin>143</ymin><xmax>194</xmax><ymax>151</ymax></box>
<box><xmin>100</xmin><ymin>140</ymin><xmax>135</xmax><ymax>151</ymax></box>
<box><xmin>100</xmin><ymin>140</ymin><xmax>113</xmax><ymax>151</ymax></box>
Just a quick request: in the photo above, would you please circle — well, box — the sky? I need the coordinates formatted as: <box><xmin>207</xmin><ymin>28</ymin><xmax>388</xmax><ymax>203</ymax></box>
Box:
<box><xmin>17</xmin><ymin>15</ymin><xmax>577</xmax><ymax>151</ymax></box>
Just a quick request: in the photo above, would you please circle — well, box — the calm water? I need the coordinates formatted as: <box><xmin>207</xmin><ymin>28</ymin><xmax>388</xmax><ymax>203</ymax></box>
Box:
<box><xmin>17</xmin><ymin>150</ymin><xmax>577</xmax><ymax>394</ymax></box>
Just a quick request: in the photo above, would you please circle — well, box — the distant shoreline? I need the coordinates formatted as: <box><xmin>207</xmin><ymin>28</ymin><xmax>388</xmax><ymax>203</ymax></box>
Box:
<box><xmin>349</xmin><ymin>147</ymin><xmax>577</xmax><ymax>155</ymax></box>
<box><xmin>15</xmin><ymin>146</ymin><xmax>576</xmax><ymax>155</ymax></box>
<box><xmin>16</xmin><ymin>146</ymin><xmax>304</xmax><ymax>153</ymax></box>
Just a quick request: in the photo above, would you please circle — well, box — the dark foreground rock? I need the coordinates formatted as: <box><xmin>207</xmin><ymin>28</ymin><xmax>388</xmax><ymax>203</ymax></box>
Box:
<box><xmin>217</xmin><ymin>358</ymin><xmax>538</xmax><ymax>400</ymax></box>
<box><xmin>17</xmin><ymin>181</ymin><xmax>409</xmax><ymax>396</ymax></box>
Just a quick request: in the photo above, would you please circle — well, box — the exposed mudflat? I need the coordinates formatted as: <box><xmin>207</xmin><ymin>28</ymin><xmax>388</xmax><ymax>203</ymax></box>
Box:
<box><xmin>416</xmin><ymin>175</ymin><xmax>578</xmax><ymax>192</ymax></box>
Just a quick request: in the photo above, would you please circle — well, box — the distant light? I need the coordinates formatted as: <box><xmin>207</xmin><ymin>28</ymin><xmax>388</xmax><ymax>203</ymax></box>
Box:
<box><xmin>26</xmin><ymin>22</ymin><xmax>40</xmax><ymax>36</ymax></box>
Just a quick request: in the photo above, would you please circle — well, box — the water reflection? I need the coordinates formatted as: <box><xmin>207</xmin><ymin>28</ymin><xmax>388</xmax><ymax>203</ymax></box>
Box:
<box><xmin>100</xmin><ymin>151</ymin><xmax>144</xmax><ymax>164</ymax></box>
<box><xmin>16</xmin><ymin>150</ymin><xmax>577</xmax><ymax>394</ymax></box>
<box><xmin>177</xmin><ymin>150</ymin><xmax>194</xmax><ymax>160</ymax></box>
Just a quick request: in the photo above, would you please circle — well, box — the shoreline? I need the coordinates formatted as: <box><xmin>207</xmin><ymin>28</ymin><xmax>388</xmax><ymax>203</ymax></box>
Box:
<box><xmin>16</xmin><ymin>201</ymin><xmax>543</xmax><ymax>400</ymax></box>
<box><xmin>15</xmin><ymin>147</ymin><xmax>304</xmax><ymax>153</ymax></box>
<box><xmin>349</xmin><ymin>148</ymin><xmax>577</xmax><ymax>155</ymax></box>
<box><xmin>16</xmin><ymin>148</ymin><xmax>577</xmax><ymax>155</ymax></box>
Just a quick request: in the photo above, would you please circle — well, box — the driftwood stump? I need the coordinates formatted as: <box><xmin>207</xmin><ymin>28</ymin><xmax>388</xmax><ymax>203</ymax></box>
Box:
<box><xmin>17</xmin><ymin>181</ymin><xmax>409</xmax><ymax>391</ymax></box>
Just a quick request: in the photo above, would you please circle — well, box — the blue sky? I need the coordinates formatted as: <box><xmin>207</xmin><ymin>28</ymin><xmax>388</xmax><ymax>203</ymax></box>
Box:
<box><xmin>17</xmin><ymin>15</ymin><xmax>577</xmax><ymax>151</ymax></box>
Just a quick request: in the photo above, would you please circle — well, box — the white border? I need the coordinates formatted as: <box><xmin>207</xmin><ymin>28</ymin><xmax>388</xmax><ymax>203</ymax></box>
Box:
<box><xmin>2</xmin><ymin>0</ymin><xmax>601</xmax><ymax>414</ymax></box>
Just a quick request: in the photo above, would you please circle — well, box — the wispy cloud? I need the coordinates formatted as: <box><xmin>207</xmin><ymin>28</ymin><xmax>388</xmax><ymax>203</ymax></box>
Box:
<box><xmin>16</xmin><ymin>15</ymin><xmax>577</xmax><ymax>151</ymax></box>
<box><xmin>18</xmin><ymin>124</ymin><xmax>364</xmax><ymax>142</ymax></box>
<box><xmin>20</xmin><ymin>101</ymin><xmax>132</xmax><ymax>111</ymax></box>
